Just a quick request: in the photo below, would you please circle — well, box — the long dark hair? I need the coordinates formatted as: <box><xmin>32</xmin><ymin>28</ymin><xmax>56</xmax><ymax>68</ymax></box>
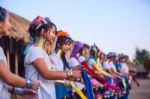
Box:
<box><xmin>56</xmin><ymin>36</ymin><xmax>72</xmax><ymax>70</ymax></box>
<box><xmin>0</xmin><ymin>7</ymin><xmax>7</xmax><ymax>22</ymax></box>
<box><xmin>61</xmin><ymin>52</ymin><xmax>70</xmax><ymax>70</ymax></box>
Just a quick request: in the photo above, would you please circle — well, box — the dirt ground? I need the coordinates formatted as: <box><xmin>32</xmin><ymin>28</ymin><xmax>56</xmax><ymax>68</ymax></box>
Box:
<box><xmin>129</xmin><ymin>79</ymin><xmax>150</xmax><ymax>99</ymax></box>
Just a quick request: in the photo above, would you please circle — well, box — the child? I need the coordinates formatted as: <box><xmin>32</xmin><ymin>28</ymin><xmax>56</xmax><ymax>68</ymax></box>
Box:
<box><xmin>24</xmin><ymin>16</ymin><xmax>82</xmax><ymax>99</ymax></box>
<box><xmin>0</xmin><ymin>6</ymin><xmax>40</xmax><ymax>99</ymax></box>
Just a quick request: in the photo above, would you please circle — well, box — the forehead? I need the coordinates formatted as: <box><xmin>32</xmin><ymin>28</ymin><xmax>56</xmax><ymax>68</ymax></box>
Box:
<box><xmin>83</xmin><ymin>48</ymin><xmax>90</xmax><ymax>52</ymax></box>
<box><xmin>84</xmin><ymin>47</ymin><xmax>90</xmax><ymax>50</ymax></box>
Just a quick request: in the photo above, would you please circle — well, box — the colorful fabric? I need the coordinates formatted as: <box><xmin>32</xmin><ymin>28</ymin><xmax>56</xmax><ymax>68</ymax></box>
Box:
<box><xmin>57</xmin><ymin>30</ymin><xmax>69</xmax><ymax>38</ymax></box>
<box><xmin>81</xmin><ymin>69</ymin><xmax>94</xmax><ymax>99</ymax></box>
<box><xmin>55</xmin><ymin>85</ymin><xmax>72</xmax><ymax>99</ymax></box>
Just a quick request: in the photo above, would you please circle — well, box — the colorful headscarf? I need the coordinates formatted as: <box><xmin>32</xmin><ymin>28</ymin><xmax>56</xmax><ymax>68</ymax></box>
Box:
<box><xmin>24</xmin><ymin>16</ymin><xmax>52</xmax><ymax>55</ymax></box>
<box><xmin>70</xmin><ymin>42</ymin><xmax>84</xmax><ymax>59</ymax></box>
<box><xmin>57</xmin><ymin>30</ymin><xmax>69</xmax><ymax>38</ymax></box>
<box><xmin>56</xmin><ymin>30</ymin><xmax>73</xmax><ymax>48</ymax></box>
<box><xmin>29</xmin><ymin>16</ymin><xmax>52</xmax><ymax>38</ymax></box>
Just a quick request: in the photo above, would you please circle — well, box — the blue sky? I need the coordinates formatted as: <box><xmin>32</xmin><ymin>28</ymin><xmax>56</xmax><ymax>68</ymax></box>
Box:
<box><xmin>1</xmin><ymin>0</ymin><xmax>150</xmax><ymax>60</ymax></box>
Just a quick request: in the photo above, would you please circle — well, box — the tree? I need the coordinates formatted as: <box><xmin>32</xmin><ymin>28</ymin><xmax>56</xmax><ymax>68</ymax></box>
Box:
<box><xmin>134</xmin><ymin>47</ymin><xmax>150</xmax><ymax>72</ymax></box>
<box><xmin>134</xmin><ymin>47</ymin><xmax>150</xmax><ymax>64</ymax></box>
<box><xmin>133</xmin><ymin>59</ymin><xmax>140</xmax><ymax>65</ymax></box>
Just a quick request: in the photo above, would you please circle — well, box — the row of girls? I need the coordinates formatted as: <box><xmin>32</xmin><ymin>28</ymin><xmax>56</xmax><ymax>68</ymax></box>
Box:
<box><xmin>0</xmin><ymin>7</ymin><xmax>81</xmax><ymax>99</ymax></box>
<box><xmin>0</xmin><ymin>6</ymin><xmax>135</xmax><ymax>99</ymax></box>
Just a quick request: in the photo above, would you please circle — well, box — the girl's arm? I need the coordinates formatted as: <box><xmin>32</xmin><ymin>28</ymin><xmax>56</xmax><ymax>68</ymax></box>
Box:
<box><xmin>0</xmin><ymin>60</ymin><xmax>26</xmax><ymax>87</ymax></box>
<box><xmin>33</xmin><ymin>58</ymin><xmax>81</xmax><ymax>80</ymax></box>
<box><xmin>0</xmin><ymin>60</ymin><xmax>40</xmax><ymax>90</ymax></box>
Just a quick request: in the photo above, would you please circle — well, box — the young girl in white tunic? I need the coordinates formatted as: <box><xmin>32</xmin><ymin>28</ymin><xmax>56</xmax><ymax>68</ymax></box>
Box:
<box><xmin>51</xmin><ymin>31</ymin><xmax>73</xmax><ymax>99</ymax></box>
<box><xmin>24</xmin><ymin>16</ymin><xmax>82</xmax><ymax>99</ymax></box>
<box><xmin>0</xmin><ymin>7</ymin><xmax>40</xmax><ymax>99</ymax></box>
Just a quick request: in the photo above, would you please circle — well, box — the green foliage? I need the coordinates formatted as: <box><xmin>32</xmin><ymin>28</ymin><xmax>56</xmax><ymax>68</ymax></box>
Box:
<box><xmin>133</xmin><ymin>59</ymin><xmax>140</xmax><ymax>65</ymax></box>
<box><xmin>134</xmin><ymin>47</ymin><xmax>150</xmax><ymax>64</ymax></box>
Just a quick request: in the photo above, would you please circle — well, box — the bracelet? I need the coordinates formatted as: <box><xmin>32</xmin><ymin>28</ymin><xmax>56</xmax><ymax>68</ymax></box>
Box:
<box><xmin>13</xmin><ymin>87</ymin><xmax>24</xmax><ymax>95</ymax></box>
<box><xmin>75</xmin><ymin>78</ymin><xmax>81</xmax><ymax>82</ymax></box>
<box><xmin>26</xmin><ymin>79</ymin><xmax>33</xmax><ymax>89</ymax></box>
<box><xmin>66</xmin><ymin>70</ymin><xmax>73</xmax><ymax>79</ymax></box>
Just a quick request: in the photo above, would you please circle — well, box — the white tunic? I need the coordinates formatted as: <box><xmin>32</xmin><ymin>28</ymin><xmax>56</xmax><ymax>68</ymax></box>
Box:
<box><xmin>50</xmin><ymin>52</ymin><xmax>64</xmax><ymax>71</ymax></box>
<box><xmin>103</xmin><ymin>61</ymin><xmax>110</xmax><ymax>70</ymax></box>
<box><xmin>0</xmin><ymin>47</ymin><xmax>9</xmax><ymax>99</ymax></box>
<box><xmin>87</xmin><ymin>58</ymin><xmax>96</xmax><ymax>69</ymax></box>
<box><xmin>109</xmin><ymin>61</ymin><xmax>117</xmax><ymax>73</ymax></box>
<box><xmin>24</xmin><ymin>45</ymin><xmax>56</xmax><ymax>99</ymax></box>
<box><xmin>103</xmin><ymin>61</ymin><xmax>117</xmax><ymax>72</ymax></box>
<box><xmin>121</xmin><ymin>63</ymin><xmax>129</xmax><ymax>74</ymax></box>
<box><xmin>69</xmin><ymin>57</ymin><xmax>85</xmax><ymax>90</ymax></box>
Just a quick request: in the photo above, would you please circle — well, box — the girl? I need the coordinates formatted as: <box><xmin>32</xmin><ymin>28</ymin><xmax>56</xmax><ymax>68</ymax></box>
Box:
<box><xmin>24</xmin><ymin>16</ymin><xmax>82</xmax><ymax>99</ymax></box>
<box><xmin>117</xmin><ymin>54</ymin><xmax>131</xmax><ymax>99</ymax></box>
<box><xmin>0</xmin><ymin>6</ymin><xmax>40</xmax><ymax>99</ymax></box>
<box><xmin>51</xmin><ymin>30</ymin><xmax>74</xmax><ymax>99</ymax></box>
<box><xmin>88</xmin><ymin>46</ymin><xmax>113</xmax><ymax>99</ymax></box>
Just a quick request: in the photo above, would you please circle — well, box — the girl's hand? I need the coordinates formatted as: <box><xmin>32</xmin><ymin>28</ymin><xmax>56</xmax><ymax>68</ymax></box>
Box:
<box><xmin>23</xmin><ymin>89</ymin><xmax>38</xmax><ymax>99</ymax></box>
<box><xmin>32</xmin><ymin>80</ymin><xmax>40</xmax><ymax>91</ymax></box>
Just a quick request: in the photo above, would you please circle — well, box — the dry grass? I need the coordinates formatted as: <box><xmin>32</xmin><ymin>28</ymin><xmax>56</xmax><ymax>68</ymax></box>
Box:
<box><xmin>8</xmin><ymin>12</ymin><xmax>30</xmax><ymax>40</ymax></box>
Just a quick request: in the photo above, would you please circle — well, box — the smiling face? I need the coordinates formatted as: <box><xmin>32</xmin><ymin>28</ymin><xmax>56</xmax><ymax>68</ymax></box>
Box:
<box><xmin>82</xmin><ymin>47</ymin><xmax>90</xmax><ymax>59</ymax></box>
<box><xmin>62</xmin><ymin>44</ymin><xmax>70</xmax><ymax>53</ymax></box>
<box><xmin>45</xmin><ymin>25</ymin><xmax>57</xmax><ymax>52</ymax></box>
<box><xmin>60</xmin><ymin>40</ymin><xmax>71</xmax><ymax>53</ymax></box>
<box><xmin>46</xmin><ymin>26</ymin><xmax>57</xmax><ymax>42</ymax></box>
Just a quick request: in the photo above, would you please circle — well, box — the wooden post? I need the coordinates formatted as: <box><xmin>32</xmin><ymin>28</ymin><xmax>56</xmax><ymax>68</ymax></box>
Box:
<box><xmin>15</xmin><ymin>40</ymin><xmax>23</xmax><ymax>99</ymax></box>
<box><xmin>6</xmin><ymin>39</ymin><xmax>10</xmax><ymax>69</ymax></box>
<box><xmin>15</xmin><ymin>40</ymin><xmax>18</xmax><ymax>75</ymax></box>
<box><xmin>15</xmin><ymin>40</ymin><xmax>19</xmax><ymax>99</ymax></box>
